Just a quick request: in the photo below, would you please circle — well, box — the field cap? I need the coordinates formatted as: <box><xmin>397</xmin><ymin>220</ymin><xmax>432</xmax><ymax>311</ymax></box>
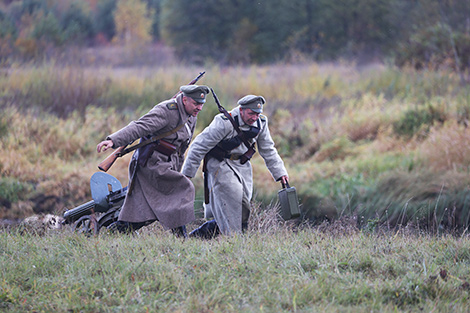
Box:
<box><xmin>180</xmin><ymin>85</ymin><xmax>210</xmax><ymax>104</ymax></box>
<box><xmin>237</xmin><ymin>95</ymin><xmax>265</xmax><ymax>113</ymax></box>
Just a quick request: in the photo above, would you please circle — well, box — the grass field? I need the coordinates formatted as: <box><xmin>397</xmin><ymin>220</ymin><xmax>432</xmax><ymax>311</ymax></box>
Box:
<box><xmin>1</xmin><ymin>61</ymin><xmax>470</xmax><ymax>311</ymax></box>
<box><xmin>1</xmin><ymin>220</ymin><xmax>470</xmax><ymax>312</ymax></box>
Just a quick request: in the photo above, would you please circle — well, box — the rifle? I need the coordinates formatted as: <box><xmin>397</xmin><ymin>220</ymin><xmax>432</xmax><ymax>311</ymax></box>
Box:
<box><xmin>98</xmin><ymin>71</ymin><xmax>206</xmax><ymax>172</ymax></box>
<box><xmin>210</xmin><ymin>88</ymin><xmax>256</xmax><ymax>164</ymax></box>
<box><xmin>203</xmin><ymin>154</ymin><xmax>210</xmax><ymax>204</ymax></box>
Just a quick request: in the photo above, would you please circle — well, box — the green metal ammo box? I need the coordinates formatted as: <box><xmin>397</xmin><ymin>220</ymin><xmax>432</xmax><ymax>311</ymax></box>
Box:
<box><xmin>278</xmin><ymin>182</ymin><xmax>300</xmax><ymax>220</ymax></box>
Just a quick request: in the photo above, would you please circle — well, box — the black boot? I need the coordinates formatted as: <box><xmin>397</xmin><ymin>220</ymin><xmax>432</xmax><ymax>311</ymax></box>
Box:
<box><xmin>107</xmin><ymin>221</ymin><xmax>146</xmax><ymax>233</ymax></box>
<box><xmin>171</xmin><ymin>225</ymin><xmax>187</xmax><ymax>238</ymax></box>
<box><xmin>189</xmin><ymin>220</ymin><xmax>220</xmax><ymax>239</ymax></box>
<box><xmin>242</xmin><ymin>222</ymin><xmax>248</xmax><ymax>232</ymax></box>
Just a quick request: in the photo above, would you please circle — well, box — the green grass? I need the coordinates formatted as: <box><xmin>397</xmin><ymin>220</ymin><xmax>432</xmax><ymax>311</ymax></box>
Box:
<box><xmin>1</xmin><ymin>224</ymin><xmax>470</xmax><ymax>312</ymax></box>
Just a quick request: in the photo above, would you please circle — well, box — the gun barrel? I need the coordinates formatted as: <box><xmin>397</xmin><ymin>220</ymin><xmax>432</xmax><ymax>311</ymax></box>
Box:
<box><xmin>63</xmin><ymin>200</ymin><xmax>95</xmax><ymax>223</ymax></box>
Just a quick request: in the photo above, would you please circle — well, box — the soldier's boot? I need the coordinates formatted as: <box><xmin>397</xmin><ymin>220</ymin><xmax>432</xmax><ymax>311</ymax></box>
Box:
<box><xmin>189</xmin><ymin>219</ymin><xmax>220</xmax><ymax>239</ymax></box>
<box><xmin>171</xmin><ymin>225</ymin><xmax>187</xmax><ymax>238</ymax></box>
<box><xmin>242</xmin><ymin>222</ymin><xmax>248</xmax><ymax>232</ymax></box>
<box><xmin>107</xmin><ymin>221</ymin><xmax>146</xmax><ymax>233</ymax></box>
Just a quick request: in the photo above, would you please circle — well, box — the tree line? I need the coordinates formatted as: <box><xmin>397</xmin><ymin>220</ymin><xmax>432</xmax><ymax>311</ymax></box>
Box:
<box><xmin>0</xmin><ymin>0</ymin><xmax>469</xmax><ymax>71</ymax></box>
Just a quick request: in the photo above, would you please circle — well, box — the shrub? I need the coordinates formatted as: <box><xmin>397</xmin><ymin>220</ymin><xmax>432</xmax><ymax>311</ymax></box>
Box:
<box><xmin>341</xmin><ymin>95</ymin><xmax>385</xmax><ymax>142</ymax></box>
<box><xmin>32</xmin><ymin>11</ymin><xmax>64</xmax><ymax>46</ymax></box>
<box><xmin>269</xmin><ymin>109</ymin><xmax>318</xmax><ymax>158</ymax></box>
<box><xmin>0</xmin><ymin>115</ymin><xmax>8</xmax><ymax>139</ymax></box>
<box><xmin>14</xmin><ymin>37</ymin><xmax>38</xmax><ymax>59</ymax></box>
<box><xmin>0</xmin><ymin>177</ymin><xmax>34</xmax><ymax>206</ymax></box>
<box><xmin>314</xmin><ymin>136</ymin><xmax>354</xmax><ymax>162</ymax></box>
<box><xmin>396</xmin><ymin>23</ymin><xmax>470</xmax><ymax>72</ymax></box>
<box><xmin>392</xmin><ymin>105</ymin><xmax>445</xmax><ymax>139</ymax></box>
<box><xmin>346</xmin><ymin>170</ymin><xmax>470</xmax><ymax>232</ymax></box>
<box><xmin>60</xmin><ymin>3</ymin><xmax>95</xmax><ymax>44</ymax></box>
<box><xmin>0</xmin><ymin>9</ymin><xmax>17</xmax><ymax>39</ymax></box>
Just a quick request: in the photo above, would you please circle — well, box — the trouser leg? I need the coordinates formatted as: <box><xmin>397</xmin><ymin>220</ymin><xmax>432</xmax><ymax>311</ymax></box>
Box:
<box><xmin>242</xmin><ymin>197</ymin><xmax>250</xmax><ymax>232</ymax></box>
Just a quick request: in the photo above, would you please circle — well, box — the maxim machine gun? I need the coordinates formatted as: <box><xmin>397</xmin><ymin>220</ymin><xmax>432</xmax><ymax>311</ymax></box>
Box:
<box><xmin>63</xmin><ymin>172</ymin><xmax>127</xmax><ymax>234</ymax></box>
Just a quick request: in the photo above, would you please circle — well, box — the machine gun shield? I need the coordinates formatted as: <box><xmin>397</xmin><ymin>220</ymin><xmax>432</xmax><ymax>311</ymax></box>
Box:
<box><xmin>63</xmin><ymin>172</ymin><xmax>126</xmax><ymax>234</ymax></box>
<box><xmin>90</xmin><ymin>172</ymin><xmax>123</xmax><ymax>212</ymax></box>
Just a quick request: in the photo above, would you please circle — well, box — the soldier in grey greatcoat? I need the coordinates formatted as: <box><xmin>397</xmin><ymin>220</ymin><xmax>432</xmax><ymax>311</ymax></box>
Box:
<box><xmin>182</xmin><ymin>94</ymin><xmax>289</xmax><ymax>237</ymax></box>
<box><xmin>97</xmin><ymin>85</ymin><xmax>210</xmax><ymax>236</ymax></box>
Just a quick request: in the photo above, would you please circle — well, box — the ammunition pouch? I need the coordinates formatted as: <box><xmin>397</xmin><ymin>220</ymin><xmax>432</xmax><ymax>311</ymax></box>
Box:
<box><xmin>207</xmin><ymin>116</ymin><xmax>260</xmax><ymax>164</ymax></box>
<box><xmin>138</xmin><ymin>139</ymin><xmax>176</xmax><ymax>167</ymax></box>
<box><xmin>207</xmin><ymin>145</ymin><xmax>228</xmax><ymax>161</ymax></box>
<box><xmin>155</xmin><ymin>140</ymin><xmax>177</xmax><ymax>156</ymax></box>
<box><xmin>219</xmin><ymin>136</ymin><xmax>242</xmax><ymax>150</ymax></box>
<box><xmin>207</xmin><ymin>145</ymin><xmax>249</xmax><ymax>163</ymax></box>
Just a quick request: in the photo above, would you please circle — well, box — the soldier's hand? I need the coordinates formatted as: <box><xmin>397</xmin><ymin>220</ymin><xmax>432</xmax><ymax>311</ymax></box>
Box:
<box><xmin>280</xmin><ymin>175</ymin><xmax>289</xmax><ymax>186</ymax></box>
<box><xmin>97</xmin><ymin>140</ymin><xmax>114</xmax><ymax>153</ymax></box>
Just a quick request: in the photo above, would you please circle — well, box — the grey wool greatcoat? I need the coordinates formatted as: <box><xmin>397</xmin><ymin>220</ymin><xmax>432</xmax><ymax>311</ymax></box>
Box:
<box><xmin>182</xmin><ymin>106</ymin><xmax>287</xmax><ymax>235</ymax></box>
<box><xmin>107</xmin><ymin>94</ymin><xmax>196</xmax><ymax>229</ymax></box>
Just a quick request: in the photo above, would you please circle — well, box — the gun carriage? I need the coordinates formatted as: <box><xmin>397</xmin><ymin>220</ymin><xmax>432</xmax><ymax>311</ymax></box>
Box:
<box><xmin>63</xmin><ymin>172</ymin><xmax>126</xmax><ymax>235</ymax></box>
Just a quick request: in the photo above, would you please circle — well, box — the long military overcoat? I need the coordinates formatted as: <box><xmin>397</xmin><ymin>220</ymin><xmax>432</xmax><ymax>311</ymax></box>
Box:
<box><xmin>107</xmin><ymin>94</ymin><xmax>196</xmax><ymax>229</ymax></box>
<box><xmin>182</xmin><ymin>106</ymin><xmax>287</xmax><ymax>234</ymax></box>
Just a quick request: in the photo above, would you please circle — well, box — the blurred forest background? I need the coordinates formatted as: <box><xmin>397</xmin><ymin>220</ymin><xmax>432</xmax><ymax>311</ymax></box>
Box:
<box><xmin>1</xmin><ymin>0</ymin><xmax>470</xmax><ymax>232</ymax></box>
<box><xmin>0</xmin><ymin>0</ymin><xmax>470</xmax><ymax>68</ymax></box>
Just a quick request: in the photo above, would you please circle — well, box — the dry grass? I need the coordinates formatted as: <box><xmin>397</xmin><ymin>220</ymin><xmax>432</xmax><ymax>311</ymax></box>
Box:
<box><xmin>417</xmin><ymin>120</ymin><xmax>470</xmax><ymax>171</ymax></box>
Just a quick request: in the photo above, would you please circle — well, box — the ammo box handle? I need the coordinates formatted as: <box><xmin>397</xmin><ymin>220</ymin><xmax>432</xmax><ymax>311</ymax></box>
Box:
<box><xmin>281</xmin><ymin>181</ymin><xmax>290</xmax><ymax>189</ymax></box>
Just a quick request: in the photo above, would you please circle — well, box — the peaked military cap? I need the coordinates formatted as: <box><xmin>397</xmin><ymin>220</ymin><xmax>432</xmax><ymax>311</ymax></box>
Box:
<box><xmin>237</xmin><ymin>95</ymin><xmax>265</xmax><ymax>113</ymax></box>
<box><xmin>180</xmin><ymin>85</ymin><xmax>210</xmax><ymax>104</ymax></box>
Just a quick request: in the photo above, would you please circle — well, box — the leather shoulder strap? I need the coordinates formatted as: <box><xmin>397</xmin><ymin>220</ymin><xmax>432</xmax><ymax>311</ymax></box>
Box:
<box><xmin>119</xmin><ymin>118</ymin><xmax>189</xmax><ymax>157</ymax></box>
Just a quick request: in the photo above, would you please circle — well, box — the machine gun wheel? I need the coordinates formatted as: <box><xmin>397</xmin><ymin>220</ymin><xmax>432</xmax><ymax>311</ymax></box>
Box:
<box><xmin>70</xmin><ymin>209</ymin><xmax>120</xmax><ymax>235</ymax></box>
<box><xmin>73</xmin><ymin>215</ymin><xmax>98</xmax><ymax>236</ymax></box>
<box><xmin>96</xmin><ymin>210</ymin><xmax>120</xmax><ymax>231</ymax></box>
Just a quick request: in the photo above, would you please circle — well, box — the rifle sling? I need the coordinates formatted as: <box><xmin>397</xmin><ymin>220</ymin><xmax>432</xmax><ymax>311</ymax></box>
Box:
<box><xmin>210</xmin><ymin>88</ymin><xmax>257</xmax><ymax>166</ymax></box>
<box><xmin>119</xmin><ymin>117</ymin><xmax>190</xmax><ymax>157</ymax></box>
<box><xmin>220</xmin><ymin>109</ymin><xmax>253</xmax><ymax>150</ymax></box>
